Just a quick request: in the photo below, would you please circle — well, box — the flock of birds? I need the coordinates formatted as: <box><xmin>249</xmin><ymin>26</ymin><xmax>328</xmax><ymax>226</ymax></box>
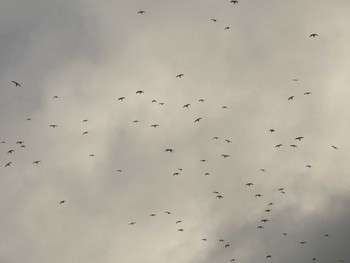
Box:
<box><xmin>2</xmin><ymin>2</ymin><xmax>347</xmax><ymax>263</ymax></box>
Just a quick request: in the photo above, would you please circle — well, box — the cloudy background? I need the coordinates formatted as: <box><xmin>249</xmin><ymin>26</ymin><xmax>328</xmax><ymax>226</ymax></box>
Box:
<box><xmin>1</xmin><ymin>0</ymin><xmax>350</xmax><ymax>262</ymax></box>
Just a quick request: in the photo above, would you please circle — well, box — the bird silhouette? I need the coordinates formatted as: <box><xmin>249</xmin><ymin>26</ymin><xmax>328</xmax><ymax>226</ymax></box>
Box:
<box><xmin>288</xmin><ymin>96</ymin><xmax>295</xmax><ymax>100</ymax></box>
<box><xmin>183</xmin><ymin>104</ymin><xmax>190</xmax><ymax>108</ymax></box>
<box><xmin>221</xmin><ymin>154</ymin><xmax>230</xmax><ymax>158</ymax></box>
<box><xmin>136</xmin><ymin>90</ymin><xmax>144</xmax><ymax>94</ymax></box>
<box><xmin>5</xmin><ymin>162</ymin><xmax>12</xmax><ymax>167</ymax></box>
<box><xmin>12</xmin><ymin>81</ymin><xmax>21</xmax><ymax>87</ymax></box>
<box><xmin>225</xmin><ymin>244</ymin><xmax>230</xmax><ymax>248</ymax></box>
<box><xmin>83</xmin><ymin>131</ymin><xmax>88</xmax><ymax>135</ymax></box>
<box><xmin>176</xmin><ymin>220</ymin><xmax>182</xmax><ymax>224</ymax></box>
<box><xmin>331</xmin><ymin>145</ymin><xmax>339</xmax><ymax>150</ymax></box>
<box><xmin>49</xmin><ymin>125</ymin><xmax>58</xmax><ymax>128</ymax></box>
<box><xmin>225</xmin><ymin>27</ymin><xmax>230</xmax><ymax>30</ymax></box>
<box><xmin>129</xmin><ymin>222</ymin><xmax>136</xmax><ymax>225</ymax></box>
<box><xmin>118</xmin><ymin>97</ymin><xmax>125</xmax><ymax>101</ymax></box>
<box><xmin>225</xmin><ymin>139</ymin><xmax>232</xmax><ymax>143</ymax></box>
<box><xmin>33</xmin><ymin>161</ymin><xmax>41</xmax><ymax>164</ymax></box>
<box><xmin>231</xmin><ymin>0</ymin><xmax>238</xmax><ymax>3</ymax></box>
<box><xmin>194</xmin><ymin>117</ymin><xmax>202</xmax><ymax>122</ymax></box>
<box><xmin>216</xmin><ymin>195</ymin><xmax>224</xmax><ymax>199</ymax></box>
<box><xmin>137</xmin><ymin>10</ymin><xmax>145</xmax><ymax>14</ymax></box>
<box><xmin>309</xmin><ymin>33</ymin><xmax>318</xmax><ymax>38</ymax></box>
<box><xmin>304</xmin><ymin>92</ymin><xmax>312</xmax><ymax>95</ymax></box>
<box><xmin>211</xmin><ymin>19</ymin><xmax>217</xmax><ymax>22</ymax></box>
<box><xmin>59</xmin><ymin>200</ymin><xmax>66</xmax><ymax>204</ymax></box>
<box><xmin>165</xmin><ymin>148</ymin><xmax>175</xmax><ymax>153</ymax></box>
<box><xmin>178</xmin><ymin>229</ymin><xmax>184</xmax><ymax>232</ymax></box>
<box><xmin>176</xmin><ymin>74</ymin><xmax>184</xmax><ymax>78</ymax></box>
<box><xmin>295</xmin><ymin>137</ymin><xmax>304</xmax><ymax>141</ymax></box>
<box><xmin>151</xmin><ymin>124</ymin><xmax>159</xmax><ymax>128</ymax></box>
<box><xmin>275</xmin><ymin>144</ymin><xmax>283</xmax><ymax>148</ymax></box>
<box><xmin>245</xmin><ymin>183</ymin><xmax>254</xmax><ymax>186</ymax></box>
<box><xmin>7</xmin><ymin>150</ymin><xmax>14</xmax><ymax>154</ymax></box>
<box><xmin>269</xmin><ymin>129</ymin><xmax>275</xmax><ymax>133</ymax></box>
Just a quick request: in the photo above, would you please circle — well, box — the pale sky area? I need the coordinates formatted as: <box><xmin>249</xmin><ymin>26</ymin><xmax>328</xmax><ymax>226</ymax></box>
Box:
<box><xmin>1</xmin><ymin>0</ymin><xmax>350</xmax><ymax>262</ymax></box>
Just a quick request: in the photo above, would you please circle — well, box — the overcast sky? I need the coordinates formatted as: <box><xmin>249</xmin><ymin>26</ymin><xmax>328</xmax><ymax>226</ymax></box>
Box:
<box><xmin>1</xmin><ymin>0</ymin><xmax>350</xmax><ymax>262</ymax></box>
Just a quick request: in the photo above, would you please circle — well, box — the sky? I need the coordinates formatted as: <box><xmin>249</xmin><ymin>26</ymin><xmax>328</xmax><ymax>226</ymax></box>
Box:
<box><xmin>0</xmin><ymin>0</ymin><xmax>350</xmax><ymax>262</ymax></box>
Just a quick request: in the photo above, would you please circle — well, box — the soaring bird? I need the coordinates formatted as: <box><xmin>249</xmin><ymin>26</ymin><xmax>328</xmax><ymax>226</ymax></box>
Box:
<box><xmin>216</xmin><ymin>195</ymin><xmax>224</xmax><ymax>199</ymax></box>
<box><xmin>152</xmin><ymin>99</ymin><xmax>157</xmax><ymax>103</ymax></box>
<box><xmin>151</xmin><ymin>124</ymin><xmax>159</xmax><ymax>128</ymax></box>
<box><xmin>221</xmin><ymin>154</ymin><xmax>230</xmax><ymax>158</ymax></box>
<box><xmin>133</xmin><ymin>120</ymin><xmax>139</xmax><ymax>123</ymax></box>
<box><xmin>225</xmin><ymin>139</ymin><xmax>232</xmax><ymax>143</ymax></box>
<box><xmin>165</xmin><ymin>211</ymin><xmax>172</xmax><ymax>215</ymax></box>
<box><xmin>266</xmin><ymin>255</ymin><xmax>272</xmax><ymax>258</ymax></box>
<box><xmin>33</xmin><ymin>161</ymin><xmax>41</xmax><ymax>164</ymax></box>
<box><xmin>257</xmin><ymin>226</ymin><xmax>264</xmax><ymax>229</ymax></box>
<box><xmin>282</xmin><ymin>232</ymin><xmax>287</xmax><ymax>236</ymax></box>
<box><xmin>268</xmin><ymin>202</ymin><xmax>274</xmax><ymax>205</ymax></box>
<box><xmin>211</xmin><ymin>18</ymin><xmax>217</xmax><ymax>22</ymax></box>
<box><xmin>183</xmin><ymin>104</ymin><xmax>190</xmax><ymax>108</ymax></box>
<box><xmin>213</xmin><ymin>136</ymin><xmax>219</xmax><ymax>140</ymax></box>
<box><xmin>269</xmin><ymin>129</ymin><xmax>275</xmax><ymax>133</ymax></box>
<box><xmin>290</xmin><ymin>144</ymin><xmax>298</xmax><ymax>148</ymax></box>
<box><xmin>225</xmin><ymin>244</ymin><xmax>230</xmax><ymax>248</ymax></box>
<box><xmin>26</xmin><ymin>118</ymin><xmax>31</xmax><ymax>121</ymax></box>
<box><xmin>225</xmin><ymin>27</ymin><xmax>230</xmax><ymax>30</ymax></box>
<box><xmin>299</xmin><ymin>241</ymin><xmax>307</xmax><ymax>244</ymax></box>
<box><xmin>176</xmin><ymin>74</ymin><xmax>184</xmax><ymax>78</ymax></box>
<box><xmin>165</xmin><ymin>148</ymin><xmax>175</xmax><ymax>153</ymax></box>
<box><xmin>260</xmin><ymin>169</ymin><xmax>266</xmax><ymax>172</ymax></box>
<box><xmin>278</xmin><ymin>188</ymin><xmax>285</xmax><ymax>191</ymax></box>
<box><xmin>59</xmin><ymin>200</ymin><xmax>66</xmax><ymax>204</ymax></box>
<box><xmin>83</xmin><ymin>131</ymin><xmax>88</xmax><ymax>135</ymax></box>
<box><xmin>222</xmin><ymin>106</ymin><xmax>228</xmax><ymax>109</ymax></box>
<box><xmin>219</xmin><ymin>239</ymin><xmax>224</xmax><ymax>242</ymax></box>
<box><xmin>230</xmin><ymin>259</ymin><xmax>236</xmax><ymax>262</ymax></box>
<box><xmin>116</xmin><ymin>170</ymin><xmax>122</xmax><ymax>172</ymax></box>
<box><xmin>118</xmin><ymin>97</ymin><xmax>125</xmax><ymax>101</ymax></box>
<box><xmin>295</xmin><ymin>137</ymin><xmax>304</xmax><ymax>141</ymax></box>
<box><xmin>261</xmin><ymin>219</ymin><xmax>269</xmax><ymax>223</ymax></box>
<box><xmin>49</xmin><ymin>125</ymin><xmax>58</xmax><ymax>128</ymax></box>
<box><xmin>178</xmin><ymin>229</ymin><xmax>184</xmax><ymax>232</ymax></box>
<box><xmin>265</xmin><ymin>209</ymin><xmax>271</xmax><ymax>212</ymax></box>
<box><xmin>288</xmin><ymin>96</ymin><xmax>295</xmax><ymax>100</ymax></box>
<box><xmin>149</xmin><ymin>214</ymin><xmax>157</xmax><ymax>217</ymax></box>
<box><xmin>202</xmin><ymin>238</ymin><xmax>207</xmax><ymax>241</ymax></box>
<box><xmin>304</xmin><ymin>92</ymin><xmax>312</xmax><ymax>95</ymax></box>
<box><xmin>331</xmin><ymin>145</ymin><xmax>339</xmax><ymax>150</ymax></box>
<box><xmin>53</xmin><ymin>96</ymin><xmax>59</xmax><ymax>99</ymax></box>
<box><xmin>89</xmin><ymin>154</ymin><xmax>95</xmax><ymax>157</ymax></box>
<box><xmin>231</xmin><ymin>0</ymin><xmax>238</xmax><ymax>3</ymax></box>
<box><xmin>213</xmin><ymin>191</ymin><xmax>220</xmax><ymax>194</ymax></box>
<box><xmin>292</xmin><ymin>79</ymin><xmax>298</xmax><ymax>81</ymax></box>
<box><xmin>137</xmin><ymin>10</ymin><xmax>145</xmax><ymax>14</ymax></box>
<box><xmin>313</xmin><ymin>258</ymin><xmax>317</xmax><ymax>261</ymax></box>
<box><xmin>194</xmin><ymin>117</ymin><xmax>202</xmax><ymax>122</ymax></box>
<box><xmin>16</xmin><ymin>141</ymin><xmax>24</xmax><ymax>145</ymax></box>
<box><xmin>83</xmin><ymin>119</ymin><xmax>88</xmax><ymax>122</ymax></box>
<box><xmin>255</xmin><ymin>194</ymin><xmax>263</xmax><ymax>197</ymax></box>
<box><xmin>309</xmin><ymin>33</ymin><xmax>318</xmax><ymax>38</ymax></box>
<box><xmin>129</xmin><ymin>222</ymin><xmax>136</xmax><ymax>225</ymax></box>
<box><xmin>159</xmin><ymin>102</ymin><xmax>165</xmax><ymax>105</ymax></box>
<box><xmin>7</xmin><ymin>150</ymin><xmax>14</xmax><ymax>154</ymax></box>
<box><xmin>5</xmin><ymin>162</ymin><xmax>12</xmax><ymax>167</ymax></box>
<box><xmin>200</xmin><ymin>159</ymin><xmax>206</xmax><ymax>162</ymax></box>
<box><xmin>136</xmin><ymin>90</ymin><xmax>144</xmax><ymax>94</ymax></box>
<box><xmin>204</xmin><ymin>172</ymin><xmax>210</xmax><ymax>176</ymax></box>
<box><xmin>12</xmin><ymin>81</ymin><xmax>21</xmax><ymax>87</ymax></box>
<box><xmin>173</xmin><ymin>172</ymin><xmax>180</xmax><ymax>176</ymax></box>
<box><xmin>245</xmin><ymin>183</ymin><xmax>254</xmax><ymax>186</ymax></box>
<box><xmin>275</xmin><ymin>144</ymin><xmax>282</xmax><ymax>148</ymax></box>
<box><xmin>306</xmin><ymin>165</ymin><xmax>312</xmax><ymax>168</ymax></box>
<box><xmin>176</xmin><ymin>220</ymin><xmax>182</xmax><ymax>224</ymax></box>
<box><xmin>198</xmin><ymin>99</ymin><xmax>205</xmax><ymax>102</ymax></box>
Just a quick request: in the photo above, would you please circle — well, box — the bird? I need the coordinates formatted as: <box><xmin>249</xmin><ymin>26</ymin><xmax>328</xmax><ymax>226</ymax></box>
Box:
<box><xmin>213</xmin><ymin>191</ymin><xmax>220</xmax><ymax>194</ymax></box>
<box><xmin>225</xmin><ymin>27</ymin><xmax>230</xmax><ymax>30</ymax></box>
<box><xmin>245</xmin><ymin>183</ymin><xmax>254</xmax><ymax>186</ymax></box>
<box><xmin>219</xmin><ymin>239</ymin><xmax>224</xmax><ymax>242</ymax></box>
<box><xmin>159</xmin><ymin>102</ymin><xmax>165</xmax><ymax>105</ymax></box>
<box><xmin>137</xmin><ymin>10</ymin><xmax>145</xmax><ymax>14</ymax></box>
<box><xmin>304</xmin><ymin>92</ymin><xmax>312</xmax><ymax>95</ymax></box>
<box><xmin>299</xmin><ymin>241</ymin><xmax>307</xmax><ymax>244</ymax></box>
<box><xmin>26</xmin><ymin>118</ymin><xmax>31</xmax><ymax>121</ymax></box>
<box><xmin>16</xmin><ymin>141</ymin><xmax>24</xmax><ymax>145</ymax></box>
<box><xmin>12</xmin><ymin>81</ymin><xmax>21</xmax><ymax>87</ymax></box>
<box><xmin>260</xmin><ymin>169</ymin><xmax>266</xmax><ymax>172</ymax></box>
<box><xmin>269</xmin><ymin>129</ymin><xmax>275</xmax><ymax>133</ymax></box>
<box><xmin>211</xmin><ymin>19</ymin><xmax>217</xmax><ymax>22</ymax></box>
<box><xmin>313</xmin><ymin>258</ymin><xmax>317</xmax><ymax>261</ymax></box>
<box><xmin>151</xmin><ymin>124</ymin><xmax>159</xmax><ymax>128</ymax></box>
<box><xmin>33</xmin><ymin>161</ymin><xmax>41</xmax><ymax>164</ymax></box>
<box><xmin>225</xmin><ymin>244</ymin><xmax>230</xmax><ymax>248</ymax></box>
<box><xmin>59</xmin><ymin>200</ymin><xmax>66</xmax><ymax>204</ymax></box>
<box><xmin>49</xmin><ymin>125</ymin><xmax>58</xmax><ymax>128</ymax></box>
<box><xmin>89</xmin><ymin>154</ymin><xmax>95</xmax><ymax>157</ymax></box>
<box><xmin>278</xmin><ymin>188</ymin><xmax>285</xmax><ymax>191</ymax></box>
<box><xmin>282</xmin><ymin>232</ymin><xmax>287</xmax><ymax>236</ymax></box>
<box><xmin>255</xmin><ymin>194</ymin><xmax>263</xmax><ymax>197</ymax></box>
<box><xmin>129</xmin><ymin>222</ymin><xmax>136</xmax><ymax>225</ymax></box>
<box><xmin>165</xmin><ymin>211</ymin><xmax>172</xmax><ymax>215</ymax></box>
<box><xmin>83</xmin><ymin>119</ymin><xmax>88</xmax><ymax>122</ymax></box>
<box><xmin>216</xmin><ymin>195</ymin><xmax>224</xmax><ymax>199</ymax></box>
<box><xmin>152</xmin><ymin>99</ymin><xmax>157</xmax><ymax>103</ymax></box>
<box><xmin>5</xmin><ymin>162</ymin><xmax>12</xmax><ymax>167</ymax></box>
<box><xmin>53</xmin><ymin>96</ymin><xmax>59</xmax><ymax>99</ymax></box>
<box><xmin>198</xmin><ymin>99</ymin><xmax>205</xmax><ymax>102</ymax></box>
<box><xmin>265</xmin><ymin>209</ymin><xmax>271</xmax><ymax>212</ymax></box>
<box><xmin>275</xmin><ymin>144</ymin><xmax>283</xmax><ymax>148</ymax></box>
<box><xmin>213</xmin><ymin>136</ymin><xmax>219</xmax><ymax>140</ymax></box>
<box><xmin>202</xmin><ymin>238</ymin><xmax>207</xmax><ymax>241</ymax></box>
<box><xmin>309</xmin><ymin>33</ymin><xmax>318</xmax><ymax>38</ymax></box>
<box><xmin>230</xmin><ymin>259</ymin><xmax>236</xmax><ymax>262</ymax></box>
<box><xmin>331</xmin><ymin>145</ymin><xmax>339</xmax><ymax>150</ymax></box>
<box><xmin>222</xmin><ymin>106</ymin><xmax>228</xmax><ymax>109</ymax></box>
<box><xmin>292</xmin><ymin>79</ymin><xmax>298</xmax><ymax>81</ymax></box>
<box><xmin>165</xmin><ymin>148</ymin><xmax>175</xmax><ymax>153</ymax></box>
<box><xmin>324</xmin><ymin>234</ymin><xmax>329</xmax><ymax>237</ymax></box>
<box><xmin>176</xmin><ymin>74</ymin><xmax>184</xmax><ymax>78</ymax></box>
<box><xmin>200</xmin><ymin>159</ymin><xmax>206</xmax><ymax>162</ymax></box>
<box><xmin>288</xmin><ymin>96</ymin><xmax>295</xmax><ymax>100</ymax></box>
<box><xmin>204</xmin><ymin>172</ymin><xmax>210</xmax><ymax>176</ymax></box>
<box><xmin>173</xmin><ymin>172</ymin><xmax>180</xmax><ymax>176</ymax></box>
<box><xmin>183</xmin><ymin>104</ymin><xmax>190</xmax><ymax>108</ymax></box>
<box><xmin>149</xmin><ymin>214</ymin><xmax>157</xmax><ymax>217</ymax></box>
<box><xmin>268</xmin><ymin>202</ymin><xmax>274</xmax><ymax>205</ymax></box>
<box><xmin>290</xmin><ymin>144</ymin><xmax>298</xmax><ymax>148</ymax></box>
<box><xmin>116</xmin><ymin>170</ymin><xmax>122</xmax><ymax>172</ymax></box>
<box><xmin>261</xmin><ymin>219</ymin><xmax>269</xmax><ymax>223</ymax></box>
<box><xmin>178</xmin><ymin>229</ymin><xmax>184</xmax><ymax>232</ymax></box>
<box><xmin>266</xmin><ymin>255</ymin><xmax>272</xmax><ymax>258</ymax></box>
<box><xmin>133</xmin><ymin>120</ymin><xmax>139</xmax><ymax>123</ymax></box>
<box><xmin>221</xmin><ymin>154</ymin><xmax>230</xmax><ymax>158</ymax></box>
<box><xmin>231</xmin><ymin>0</ymin><xmax>239</xmax><ymax>3</ymax></box>
<box><xmin>306</xmin><ymin>165</ymin><xmax>312</xmax><ymax>168</ymax></box>
<box><xmin>257</xmin><ymin>226</ymin><xmax>264</xmax><ymax>229</ymax></box>
<box><xmin>82</xmin><ymin>131</ymin><xmax>88</xmax><ymax>135</ymax></box>
<box><xmin>118</xmin><ymin>97</ymin><xmax>125</xmax><ymax>101</ymax></box>
<box><xmin>136</xmin><ymin>90</ymin><xmax>144</xmax><ymax>94</ymax></box>
<box><xmin>295</xmin><ymin>136</ymin><xmax>304</xmax><ymax>141</ymax></box>
<box><xmin>7</xmin><ymin>150</ymin><xmax>14</xmax><ymax>154</ymax></box>
<box><xmin>194</xmin><ymin>117</ymin><xmax>202</xmax><ymax>123</ymax></box>
<box><xmin>225</xmin><ymin>139</ymin><xmax>232</xmax><ymax>143</ymax></box>
<box><xmin>176</xmin><ymin>220</ymin><xmax>182</xmax><ymax>224</ymax></box>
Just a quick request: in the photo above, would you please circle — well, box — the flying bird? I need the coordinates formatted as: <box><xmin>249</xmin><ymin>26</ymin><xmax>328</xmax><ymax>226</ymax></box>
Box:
<box><xmin>290</xmin><ymin>144</ymin><xmax>298</xmax><ymax>148</ymax></box>
<box><xmin>194</xmin><ymin>117</ymin><xmax>202</xmax><ymax>122</ymax></box>
<box><xmin>176</xmin><ymin>220</ymin><xmax>182</xmax><ymax>224</ymax></box>
<box><xmin>331</xmin><ymin>145</ymin><xmax>339</xmax><ymax>150</ymax></box>
<box><xmin>137</xmin><ymin>10</ymin><xmax>145</xmax><ymax>14</ymax></box>
<box><xmin>176</xmin><ymin>74</ymin><xmax>184</xmax><ymax>78</ymax></box>
<box><xmin>129</xmin><ymin>222</ymin><xmax>136</xmax><ymax>225</ymax></box>
<box><xmin>245</xmin><ymin>183</ymin><xmax>254</xmax><ymax>186</ymax></box>
<box><xmin>33</xmin><ymin>161</ymin><xmax>41</xmax><ymax>164</ymax></box>
<box><xmin>183</xmin><ymin>104</ymin><xmax>190</xmax><ymax>108</ymax></box>
<box><xmin>225</xmin><ymin>139</ymin><xmax>232</xmax><ymax>143</ymax></box>
<box><xmin>165</xmin><ymin>148</ymin><xmax>175</xmax><ymax>153</ymax></box>
<box><xmin>59</xmin><ymin>200</ymin><xmax>66</xmax><ymax>204</ymax></box>
<box><xmin>213</xmin><ymin>137</ymin><xmax>219</xmax><ymax>140</ymax></box>
<box><xmin>49</xmin><ymin>125</ymin><xmax>58</xmax><ymax>128</ymax></box>
<box><xmin>12</xmin><ymin>81</ymin><xmax>21</xmax><ymax>87</ymax></box>
<box><xmin>225</xmin><ymin>27</ymin><xmax>230</xmax><ymax>30</ymax></box>
<box><xmin>211</xmin><ymin>19</ymin><xmax>217</xmax><ymax>22</ymax></box>
<box><xmin>225</xmin><ymin>244</ymin><xmax>230</xmax><ymax>248</ymax></box>
<box><xmin>306</xmin><ymin>165</ymin><xmax>312</xmax><ymax>168</ymax></box>
<box><xmin>221</xmin><ymin>154</ymin><xmax>230</xmax><ymax>158</ymax></box>
<box><xmin>7</xmin><ymin>150</ymin><xmax>14</xmax><ymax>154</ymax></box>
<box><xmin>299</xmin><ymin>241</ymin><xmax>307</xmax><ymax>244</ymax></box>
<box><xmin>266</xmin><ymin>255</ymin><xmax>272</xmax><ymax>258</ymax></box>
<box><xmin>231</xmin><ymin>0</ymin><xmax>239</xmax><ymax>3</ymax></box>
<box><xmin>275</xmin><ymin>144</ymin><xmax>283</xmax><ymax>148</ymax></box>
<box><xmin>269</xmin><ymin>129</ymin><xmax>275</xmax><ymax>133</ymax></box>
<box><xmin>118</xmin><ymin>97</ymin><xmax>125</xmax><ymax>101</ymax></box>
<box><xmin>295</xmin><ymin>137</ymin><xmax>304</xmax><ymax>141</ymax></box>
<box><xmin>83</xmin><ymin>119</ymin><xmax>88</xmax><ymax>122</ymax></box>
<box><xmin>216</xmin><ymin>195</ymin><xmax>224</xmax><ymax>199</ymax></box>
<box><xmin>149</xmin><ymin>214</ymin><xmax>157</xmax><ymax>217</ymax></box>
<box><xmin>198</xmin><ymin>99</ymin><xmax>205</xmax><ymax>102</ymax></box>
<box><xmin>136</xmin><ymin>90</ymin><xmax>144</xmax><ymax>94</ymax></box>
<box><xmin>83</xmin><ymin>131</ymin><xmax>88</xmax><ymax>135</ymax></box>
<box><xmin>151</xmin><ymin>124</ymin><xmax>159</xmax><ymax>128</ymax></box>
<box><xmin>165</xmin><ymin>211</ymin><xmax>172</xmax><ymax>215</ymax></box>
<box><xmin>255</xmin><ymin>194</ymin><xmax>263</xmax><ymax>197</ymax></box>
<box><xmin>5</xmin><ymin>162</ymin><xmax>12</xmax><ymax>167</ymax></box>
<box><xmin>304</xmin><ymin>92</ymin><xmax>312</xmax><ymax>95</ymax></box>
<box><xmin>288</xmin><ymin>96</ymin><xmax>295</xmax><ymax>100</ymax></box>
<box><xmin>178</xmin><ymin>229</ymin><xmax>184</xmax><ymax>232</ymax></box>
<box><xmin>309</xmin><ymin>33</ymin><xmax>318</xmax><ymax>38</ymax></box>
